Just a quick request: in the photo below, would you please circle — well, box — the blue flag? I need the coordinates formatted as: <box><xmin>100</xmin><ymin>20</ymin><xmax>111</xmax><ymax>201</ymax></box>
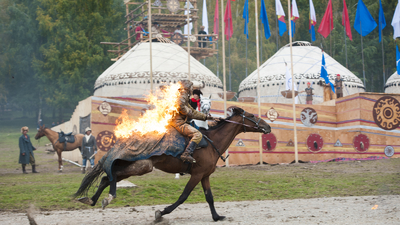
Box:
<box><xmin>397</xmin><ymin>46</ymin><xmax>400</xmax><ymax>75</ymax></box>
<box><xmin>354</xmin><ymin>0</ymin><xmax>377</xmax><ymax>36</ymax></box>
<box><xmin>320</xmin><ymin>53</ymin><xmax>335</xmax><ymax>93</ymax></box>
<box><xmin>260</xmin><ymin>0</ymin><xmax>271</xmax><ymax>39</ymax></box>
<box><xmin>379</xmin><ymin>0</ymin><xmax>386</xmax><ymax>43</ymax></box>
<box><xmin>243</xmin><ymin>0</ymin><xmax>249</xmax><ymax>39</ymax></box>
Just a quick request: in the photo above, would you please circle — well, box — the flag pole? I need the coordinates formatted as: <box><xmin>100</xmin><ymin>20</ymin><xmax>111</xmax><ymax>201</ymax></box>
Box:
<box><xmin>221</xmin><ymin>0</ymin><xmax>228</xmax><ymax>167</ymax></box>
<box><xmin>148</xmin><ymin>0</ymin><xmax>153</xmax><ymax>94</ymax></box>
<box><xmin>288</xmin><ymin>0</ymin><xmax>298</xmax><ymax>163</ymax></box>
<box><xmin>229</xmin><ymin>39</ymin><xmax>231</xmax><ymax>91</ymax></box>
<box><xmin>275</xmin><ymin>15</ymin><xmax>279</xmax><ymax>51</ymax></box>
<box><xmin>186</xmin><ymin>0</ymin><xmax>191</xmax><ymax>81</ymax></box>
<box><xmin>246</xmin><ymin>38</ymin><xmax>248</xmax><ymax>77</ymax></box>
<box><xmin>360</xmin><ymin>21</ymin><xmax>366</xmax><ymax>89</ymax></box>
<box><xmin>381</xmin><ymin>38</ymin><xmax>385</xmax><ymax>91</ymax></box>
<box><xmin>344</xmin><ymin>17</ymin><xmax>348</xmax><ymax>68</ymax></box>
<box><xmin>255</xmin><ymin>0</ymin><xmax>263</xmax><ymax>165</ymax></box>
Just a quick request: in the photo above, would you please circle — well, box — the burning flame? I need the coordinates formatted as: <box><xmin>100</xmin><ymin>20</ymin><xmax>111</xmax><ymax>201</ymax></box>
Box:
<box><xmin>114</xmin><ymin>83</ymin><xmax>182</xmax><ymax>138</ymax></box>
<box><xmin>371</xmin><ymin>205</ymin><xmax>378</xmax><ymax>210</ymax></box>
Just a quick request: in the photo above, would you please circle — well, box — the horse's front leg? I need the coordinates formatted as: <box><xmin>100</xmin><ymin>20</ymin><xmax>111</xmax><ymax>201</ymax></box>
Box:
<box><xmin>56</xmin><ymin>148</ymin><xmax>63</xmax><ymax>172</ymax></box>
<box><xmin>155</xmin><ymin>174</ymin><xmax>202</xmax><ymax>220</ymax></box>
<box><xmin>201</xmin><ymin>176</ymin><xmax>225</xmax><ymax>221</ymax></box>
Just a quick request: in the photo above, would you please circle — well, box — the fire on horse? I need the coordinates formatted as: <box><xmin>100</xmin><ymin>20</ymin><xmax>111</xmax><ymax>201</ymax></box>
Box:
<box><xmin>74</xmin><ymin>106</ymin><xmax>271</xmax><ymax>221</ymax></box>
<box><xmin>35</xmin><ymin>125</ymin><xmax>84</xmax><ymax>172</ymax></box>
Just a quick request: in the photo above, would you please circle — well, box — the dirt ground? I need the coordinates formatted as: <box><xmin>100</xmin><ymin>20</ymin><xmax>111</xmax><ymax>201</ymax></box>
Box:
<box><xmin>1</xmin><ymin>195</ymin><xmax>399</xmax><ymax>225</ymax></box>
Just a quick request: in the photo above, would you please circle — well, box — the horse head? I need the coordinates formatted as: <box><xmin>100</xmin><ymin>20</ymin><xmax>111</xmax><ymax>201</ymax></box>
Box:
<box><xmin>199</xmin><ymin>94</ymin><xmax>211</xmax><ymax>115</ymax></box>
<box><xmin>35</xmin><ymin>125</ymin><xmax>47</xmax><ymax>140</ymax></box>
<box><xmin>226</xmin><ymin>106</ymin><xmax>271</xmax><ymax>134</ymax></box>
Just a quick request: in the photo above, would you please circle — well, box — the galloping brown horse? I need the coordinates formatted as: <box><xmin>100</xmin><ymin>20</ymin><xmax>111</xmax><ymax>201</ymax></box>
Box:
<box><xmin>74</xmin><ymin>107</ymin><xmax>271</xmax><ymax>221</ymax></box>
<box><xmin>35</xmin><ymin>125</ymin><xmax>84</xmax><ymax>172</ymax></box>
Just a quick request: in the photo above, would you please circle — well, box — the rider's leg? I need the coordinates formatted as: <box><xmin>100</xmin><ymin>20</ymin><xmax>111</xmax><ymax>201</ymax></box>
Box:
<box><xmin>177</xmin><ymin>124</ymin><xmax>202</xmax><ymax>163</ymax></box>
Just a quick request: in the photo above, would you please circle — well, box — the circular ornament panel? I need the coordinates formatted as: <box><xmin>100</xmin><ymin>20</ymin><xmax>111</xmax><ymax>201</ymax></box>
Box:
<box><xmin>262</xmin><ymin>133</ymin><xmax>277</xmax><ymax>151</ymax></box>
<box><xmin>372</xmin><ymin>96</ymin><xmax>400</xmax><ymax>130</ymax></box>
<box><xmin>301</xmin><ymin>107</ymin><xmax>318</xmax><ymax>127</ymax></box>
<box><xmin>171</xmin><ymin>33</ymin><xmax>184</xmax><ymax>46</ymax></box>
<box><xmin>166</xmin><ymin>0</ymin><xmax>180</xmax><ymax>13</ymax></box>
<box><xmin>353</xmin><ymin>134</ymin><xmax>370</xmax><ymax>153</ymax></box>
<box><xmin>96</xmin><ymin>130</ymin><xmax>117</xmax><ymax>152</ymax></box>
<box><xmin>384</xmin><ymin>146</ymin><xmax>395</xmax><ymax>157</ymax></box>
<box><xmin>306</xmin><ymin>133</ymin><xmax>323</xmax><ymax>153</ymax></box>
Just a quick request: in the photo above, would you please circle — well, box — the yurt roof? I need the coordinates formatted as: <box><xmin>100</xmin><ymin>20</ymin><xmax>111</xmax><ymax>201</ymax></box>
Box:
<box><xmin>385</xmin><ymin>71</ymin><xmax>400</xmax><ymax>93</ymax></box>
<box><xmin>239</xmin><ymin>41</ymin><xmax>364</xmax><ymax>92</ymax></box>
<box><xmin>94</xmin><ymin>42</ymin><xmax>222</xmax><ymax>93</ymax></box>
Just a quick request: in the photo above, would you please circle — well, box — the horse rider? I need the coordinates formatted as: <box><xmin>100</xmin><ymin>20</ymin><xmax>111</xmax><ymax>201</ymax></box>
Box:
<box><xmin>171</xmin><ymin>80</ymin><xmax>218</xmax><ymax>163</ymax></box>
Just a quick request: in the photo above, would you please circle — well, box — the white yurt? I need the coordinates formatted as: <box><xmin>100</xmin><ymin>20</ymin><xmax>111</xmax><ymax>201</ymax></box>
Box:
<box><xmin>238</xmin><ymin>41</ymin><xmax>365</xmax><ymax>104</ymax></box>
<box><xmin>385</xmin><ymin>72</ymin><xmax>400</xmax><ymax>94</ymax></box>
<box><xmin>94</xmin><ymin>42</ymin><xmax>223</xmax><ymax>98</ymax></box>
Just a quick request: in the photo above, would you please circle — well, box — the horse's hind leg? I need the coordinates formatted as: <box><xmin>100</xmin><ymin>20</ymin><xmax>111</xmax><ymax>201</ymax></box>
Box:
<box><xmin>78</xmin><ymin>176</ymin><xmax>110</xmax><ymax>206</ymax></box>
<box><xmin>201</xmin><ymin>176</ymin><xmax>225</xmax><ymax>221</ymax></box>
<box><xmin>56</xmin><ymin>149</ymin><xmax>63</xmax><ymax>172</ymax></box>
<box><xmin>155</xmin><ymin>174</ymin><xmax>202</xmax><ymax>220</ymax></box>
<box><xmin>101</xmin><ymin>159</ymin><xmax>153</xmax><ymax>209</ymax></box>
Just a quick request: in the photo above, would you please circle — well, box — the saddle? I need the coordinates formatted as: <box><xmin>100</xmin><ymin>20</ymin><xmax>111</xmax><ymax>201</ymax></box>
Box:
<box><xmin>58</xmin><ymin>131</ymin><xmax>75</xmax><ymax>143</ymax></box>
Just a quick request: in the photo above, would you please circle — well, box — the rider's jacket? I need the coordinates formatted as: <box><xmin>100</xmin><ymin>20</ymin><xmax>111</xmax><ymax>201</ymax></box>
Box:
<box><xmin>171</xmin><ymin>90</ymin><xmax>207</xmax><ymax>127</ymax></box>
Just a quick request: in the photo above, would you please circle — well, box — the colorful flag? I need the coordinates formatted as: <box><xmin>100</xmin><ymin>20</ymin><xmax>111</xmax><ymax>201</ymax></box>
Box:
<box><xmin>275</xmin><ymin>0</ymin><xmax>287</xmax><ymax>36</ymax></box>
<box><xmin>342</xmin><ymin>0</ymin><xmax>352</xmax><ymax>41</ymax></box>
<box><xmin>392</xmin><ymin>0</ymin><xmax>400</xmax><ymax>39</ymax></box>
<box><xmin>309</xmin><ymin>0</ymin><xmax>317</xmax><ymax>42</ymax></box>
<box><xmin>318</xmin><ymin>0</ymin><xmax>333</xmax><ymax>38</ymax></box>
<box><xmin>397</xmin><ymin>46</ymin><xmax>400</xmax><ymax>75</ymax></box>
<box><xmin>214</xmin><ymin>0</ymin><xmax>219</xmax><ymax>39</ymax></box>
<box><xmin>354</xmin><ymin>0</ymin><xmax>377</xmax><ymax>36</ymax></box>
<box><xmin>290</xmin><ymin>0</ymin><xmax>299</xmax><ymax>37</ymax></box>
<box><xmin>243</xmin><ymin>0</ymin><xmax>249</xmax><ymax>39</ymax></box>
<box><xmin>260</xmin><ymin>0</ymin><xmax>271</xmax><ymax>39</ymax></box>
<box><xmin>224</xmin><ymin>0</ymin><xmax>233</xmax><ymax>40</ymax></box>
<box><xmin>202</xmin><ymin>0</ymin><xmax>209</xmax><ymax>34</ymax></box>
<box><xmin>320</xmin><ymin>53</ymin><xmax>335</xmax><ymax>93</ymax></box>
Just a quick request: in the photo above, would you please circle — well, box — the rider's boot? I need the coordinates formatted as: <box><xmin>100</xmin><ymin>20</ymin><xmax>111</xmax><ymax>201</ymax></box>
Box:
<box><xmin>32</xmin><ymin>165</ymin><xmax>39</xmax><ymax>173</ymax></box>
<box><xmin>180</xmin><ymin>141</ymin><xmax>197</xmax><ymax>163</ymax></box>
<box><xmin>22</xmin><ymin>164</ymin><xmax>28</xmax><ymax>174</ymax></box>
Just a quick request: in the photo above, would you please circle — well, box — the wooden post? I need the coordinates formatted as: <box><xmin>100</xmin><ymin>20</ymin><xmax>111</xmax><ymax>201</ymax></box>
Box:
<box><xmin>126</xmin><ymin>4</ymin><xmax>131</xmax><ymax>47</ymax></box>
<box><xmin>288</xmin><ymin>0</ymin><xmax>298</xmax><ymax>163</ymax></box>
<box><xmin>148</xmin><ymin>0</ymin><xmax>153</xmax><ymax>94</ymax></box>
<box><xmin>221</xmin><ymin>0</ymin><xmax>228</xmax><ymax>167</ymax></box>
<box><xmin>254</xmin><ymin>0</ymin><xmax>263</xmax><ymax>165</ymax></box>
<box><xmin>187</xmin><ymin>0</ymin><xmax>191</xmax><ymax>81</ymax></box>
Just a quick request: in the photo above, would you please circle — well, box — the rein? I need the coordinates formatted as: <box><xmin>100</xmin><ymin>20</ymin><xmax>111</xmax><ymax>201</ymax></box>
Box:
<box><xmin>205</xmin><ymin>110</ymin><xmax>262</xmax><ymax>162</ymax></box>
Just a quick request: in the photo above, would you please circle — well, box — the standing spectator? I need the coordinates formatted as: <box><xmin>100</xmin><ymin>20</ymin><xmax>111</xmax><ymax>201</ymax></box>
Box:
<box><xmin>301</xmin><ymin>82</ymin><xmax>314</xmax><ymax>105</ymax></box>
<box><xmin>190</xmin><ymin>89</ymin><xmax>203</xmax><ymax>110</ymax></box>
<box><xmin>19</xmin><ymin>126</ymin><xmax>38</xmax><ymax>174</ymax></box>
<box><xmin>198</xmin><ymin>26</ymin><xmax>207</xmax><ymax>48</ymax></box>
<box><xmin>51</xmin><ymin>122</ymin><xmax>56</xmax><ymax>127</ymax></box>
<box><xmin>174</xmin><ymin>25</ymin><xmax>183</xmax><ymax>34</ymax></box>
<box><xmin>135</xmin><ymin>22</ymin><xmax>145</xmax><ymax>40</ymax></box>
<box><xmin>335</xmin><ymin>74</ymin><xmax>344</xmax><ymax>99</ymax></box>
<box><xmin>81</xmin><ymin>127</ymin><xmax>97</xmax><ymax>174</ymax></box>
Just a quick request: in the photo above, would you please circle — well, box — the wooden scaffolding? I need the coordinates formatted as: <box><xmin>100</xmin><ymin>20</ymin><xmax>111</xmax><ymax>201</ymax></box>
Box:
<box><xmin>101</xmin><ymin>0</ymin><xmax>218</xmax><ymax>61</ymax></box>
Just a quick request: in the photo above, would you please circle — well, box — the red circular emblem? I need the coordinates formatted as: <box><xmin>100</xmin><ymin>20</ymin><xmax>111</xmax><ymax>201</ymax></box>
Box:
<box><xmin>353</xmin><ymin>134</ymin><xmax>370</xmax><ymax>152</ymax></box>
<box><xmin>96</xmin><ymin>131</ymin><xmax>117</xmax><ymax>152</ymax></box>
<box><xmin>306</xmin><ymin>134</ymin><xmax>324</xmax><ymax>153</ymax></box>
<box><xmin>262</xmin><ymin>133</ymin><xmax>277</xmax><ymax>151</ymax></box>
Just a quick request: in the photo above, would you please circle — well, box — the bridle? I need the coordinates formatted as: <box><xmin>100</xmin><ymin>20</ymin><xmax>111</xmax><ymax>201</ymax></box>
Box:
<box><xmin>223</xmin><ymin>110</ymin><xmax>262</xmax><ymax>133</ymax></box>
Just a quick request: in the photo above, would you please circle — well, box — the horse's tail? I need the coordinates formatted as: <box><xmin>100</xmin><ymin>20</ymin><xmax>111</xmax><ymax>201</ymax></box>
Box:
<box><xmin>73</xmin><ymin>163</ymin><xmax>104</xmax><ymax>198</ymax></box>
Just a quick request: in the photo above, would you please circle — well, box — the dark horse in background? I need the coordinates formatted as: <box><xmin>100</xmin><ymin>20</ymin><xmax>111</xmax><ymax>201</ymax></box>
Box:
<box><xmin>74</xmin><ymin>107</ymin><xmax>271</xmax><ymax>221</ymax></box>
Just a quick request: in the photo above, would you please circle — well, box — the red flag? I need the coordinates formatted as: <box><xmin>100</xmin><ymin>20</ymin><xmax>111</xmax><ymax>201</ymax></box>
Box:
<box><xmin>214</xmin><ymin>0</ymin><xmax>219</xmax><ymax>39</ymax></box>
<box><xmin>224</xmin><ymin>0</ymin><xmax>233</xmax><ymax>40</ymax></box>
<box><xmin>317</xmin><ymin>0</ymin><xmax>333</xmax><ymax>38</ymax></box>
<box><xmin>342</xmin><ymin>0</ymin><xmax>353</xmax><ymax>41</ymax></box>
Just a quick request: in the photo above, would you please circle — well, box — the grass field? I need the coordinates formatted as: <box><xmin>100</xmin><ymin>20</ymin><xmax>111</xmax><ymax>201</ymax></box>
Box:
<box><xmin>1</xmin><ymin>113</ymin><xmax>399</xmax><ymax>212</ymax></box>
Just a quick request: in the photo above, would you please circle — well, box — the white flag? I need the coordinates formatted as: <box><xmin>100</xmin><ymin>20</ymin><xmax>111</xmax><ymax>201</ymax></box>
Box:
<box><xmin>392</xmin><ymin>0</ymin><xmax>400</xmax><ymax>39</ymax></box>
<box><xmin>184</xmin><ymin>1</ymin><xmax>194</xmax><ymax>35</ymax></box>
<box><xmin>202</xmin><ymin>0</ymin><xmax>209</xmax><ymax>33</ymax></box>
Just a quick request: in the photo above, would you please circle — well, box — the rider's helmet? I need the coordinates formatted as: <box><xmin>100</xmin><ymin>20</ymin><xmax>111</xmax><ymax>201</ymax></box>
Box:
<box><xmin>178</xmin><ymin>80</ymin><xmax>193</xmax><ymax>93</ymax></box>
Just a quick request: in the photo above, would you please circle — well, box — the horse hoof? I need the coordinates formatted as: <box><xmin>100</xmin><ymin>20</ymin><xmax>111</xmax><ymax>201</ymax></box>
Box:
<box><xmin>155</xmin><ymin>210</ymin><xmax>162</xmax><ymax>221</ymax></box>
<box><xmin>213</xmin><ymin>216</ymin><xmax>226</xmax><ymax>221</ymax></box>
<box><xmin>78</xmin><ymin>197</ymin><xmax>93</xmax><ymax>205</ymax></box>
<box><xmin>58</xmin><ymin>170</ymin><xmax>62</xmax><ymax>173</ymax></box>
<box><xmin>101</xmin><ymin>198</ymin><xmax>109</xmax><ymax>210</ymax></box>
